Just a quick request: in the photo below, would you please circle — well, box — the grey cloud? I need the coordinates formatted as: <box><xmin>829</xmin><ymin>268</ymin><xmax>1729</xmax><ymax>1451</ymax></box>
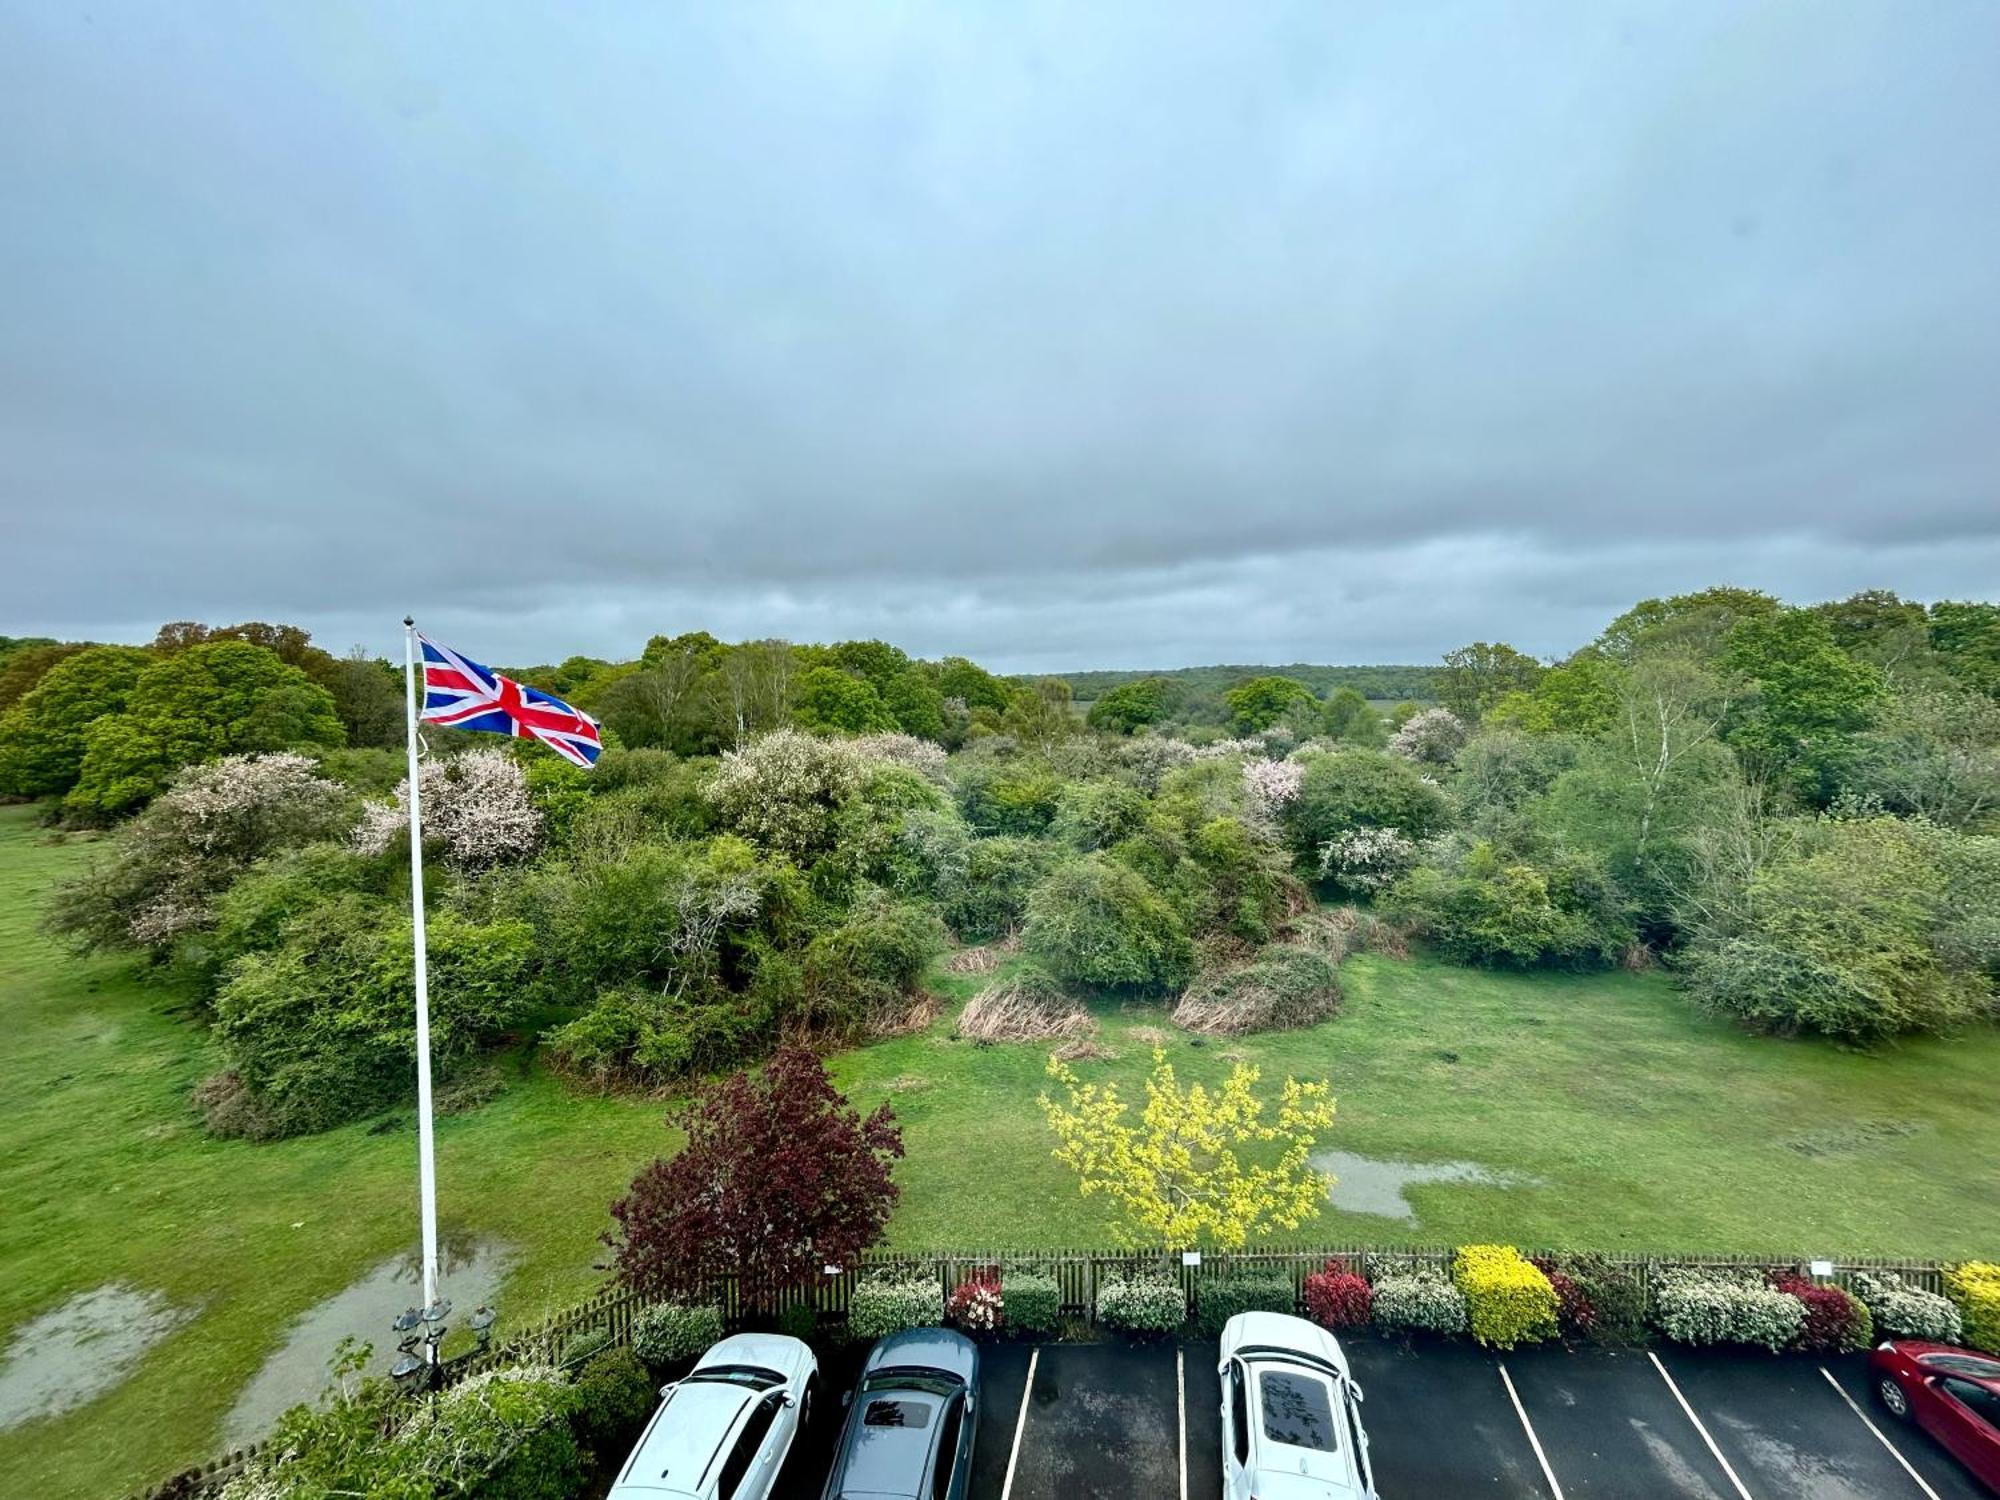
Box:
<box><xmin>2</xmin><ymin>1</ymin><xmax>1996</xmax><ymax>669</ymax></box>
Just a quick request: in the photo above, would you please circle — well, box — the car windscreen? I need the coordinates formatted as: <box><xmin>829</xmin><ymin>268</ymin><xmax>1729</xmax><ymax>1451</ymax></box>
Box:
<box><xmin>862</xmin><ymin>1367</ymin><xmax>962</xmax><ymax>1398</ymax></box>
<box><xmin>862</xmin><ymin>1397</ymin><xmax>935</xmax><ymax>1429</ymax></box>
<box><xmin>1921</xmin><ymin>1353</ymin><xmax>2000</xmax><ymax>1378</ymax></box>
<box><xmin>1259</xmin><ymin>1370</ymin><xmax>1339</xmax><ymax>1453</ymax></box>
<box><xmin>684</xmin><ymin>1364</ymin><xmax>784</xmax><ymax>1391</ymax></box>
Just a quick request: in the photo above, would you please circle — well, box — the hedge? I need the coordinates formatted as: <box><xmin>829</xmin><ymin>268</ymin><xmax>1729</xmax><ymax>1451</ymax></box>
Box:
<box><xmin>1453</xmin><ymin>1245</ymin><xmax>1559</xmax><ymax>1350</ymax></box>
<box><xmin>1651</xmin><ymin>1270</ymin><xmax>1804</xmax><ymax>1352</ymax></box>
<box><xmin>849</xmin><ymin>1270</ymin><xmax>944</xmax><ymax>1342</ymax></box>
<box><xmin>1854</xmin><ymin>1270</ymin><xmax>1963</xmax><ymax>1343</ymax></box>
<box><xmin>1096</xmin><ymin>1269</ymin><xmax>1186</xmax><ymax>1333</ymax></box>
<box><xmin>630</xmin><ymin>1302</ymin><xmax>723</xmax><ymax>1367</ymax></box>
<box><xmin>1371</xmin><ymin>1267</ymin><xmax>1468</xmax><ymax>1336</ymax></box>
<box><xmin>1195</xmin><ymin>1271</ymin><xmax>1296</xmax><ymax>1338</ymax></box>
<box><xmin>1945</xmin><ymin>1262</ymin><xmax>2000</xmax><ymax>1354</ymax></box>
<box><xmin>1004</xmin><ymin>1269</ymin><xmax>1064</xmax><ymax>1337</ymax></box>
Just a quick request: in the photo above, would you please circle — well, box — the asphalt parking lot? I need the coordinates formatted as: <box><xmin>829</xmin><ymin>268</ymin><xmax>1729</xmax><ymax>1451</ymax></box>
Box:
<box><xmin>774</xmin><ymin>1335</ymin><xmax>1994</xmax><ymax>1499</ymax></box>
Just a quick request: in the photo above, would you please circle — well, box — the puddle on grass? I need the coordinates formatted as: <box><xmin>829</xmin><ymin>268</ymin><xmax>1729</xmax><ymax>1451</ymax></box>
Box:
<box><xmin>1312</xmin><ymin>1150</ymin><xmax>1541</xmax><ymax>1222</ymax></box>
<box><xmin>221</xmin><ymin>1234</ymin><xmax>516</xmax><ymax>1450</ymax></box>
<box><xmin>0</xmin><ymin>1283</ymin><xmax>193</xmax><ymax>1431</ymax></box>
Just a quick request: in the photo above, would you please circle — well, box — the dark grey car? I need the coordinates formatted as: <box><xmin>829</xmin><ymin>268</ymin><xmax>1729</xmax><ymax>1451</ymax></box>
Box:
<box><xmin>821</xmin><ymin>1327</ymin><xmax>980</xmax><ymax>1500</ymax></box>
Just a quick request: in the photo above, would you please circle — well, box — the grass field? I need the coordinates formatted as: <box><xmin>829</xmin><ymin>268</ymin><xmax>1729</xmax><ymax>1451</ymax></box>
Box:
<box><xmin>3</xmin><ymin>801</ymin><xmax>1998</xmax><ymax>1497</ymax></box>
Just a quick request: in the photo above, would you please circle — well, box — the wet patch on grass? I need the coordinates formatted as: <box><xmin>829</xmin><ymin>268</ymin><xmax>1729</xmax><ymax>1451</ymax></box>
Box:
<box><xmin>1312</xmin><ymin>1150</ymin><xmax>1542</xmax><ymax>1223</ymax></box>
<box><xmin>0</xmin><ymin>1284</ymin><xmax>192</xmax><ymax>1431</ymax></box>
<box><xmin>1783</xmin><ymin>1119</ymin><xmax>1922</xmax><ymax>1157</ymax></box>
<box><xmin>220</xmin><ymin>1236</ymin><xmax>515</xmax><ymax>1450</ymax></box>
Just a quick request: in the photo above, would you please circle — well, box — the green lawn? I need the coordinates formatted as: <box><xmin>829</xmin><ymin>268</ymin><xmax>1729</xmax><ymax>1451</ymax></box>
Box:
<box><xmin>3</xmin><ymin>801</ymin><xmax>1997</xmax><ymax>1497</ymax></box>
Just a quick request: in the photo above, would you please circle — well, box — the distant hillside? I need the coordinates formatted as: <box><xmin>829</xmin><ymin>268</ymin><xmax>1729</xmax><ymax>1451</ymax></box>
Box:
<box><xmin>1062</xmin><ymin>662</ymin><xmax>1437</xmax><ymax>702</ymax></box>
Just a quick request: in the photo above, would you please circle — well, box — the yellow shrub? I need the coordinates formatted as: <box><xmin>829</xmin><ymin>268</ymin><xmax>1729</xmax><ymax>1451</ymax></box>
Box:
<box><xmin>1945</xmin><ymin>1262</ymin><xmax>2000</xmax><ymax>1354</ymax></box>
<box><xmin>1452</xmin><ymin>1244</ymin><xmax>1559</xmax><ymax>1350</ymax></box>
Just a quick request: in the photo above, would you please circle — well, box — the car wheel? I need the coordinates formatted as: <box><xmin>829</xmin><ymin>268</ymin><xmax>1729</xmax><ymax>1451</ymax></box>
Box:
<box><xmin>1876</xmin><ymin>1376</ymin><xmax>1910</xmax><ymax>1420</ymax></box>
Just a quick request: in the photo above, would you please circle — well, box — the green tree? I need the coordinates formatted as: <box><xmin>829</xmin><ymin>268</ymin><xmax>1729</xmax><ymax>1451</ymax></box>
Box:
<box><xmin>328</xmin><ymin>650</ymin><xmax>404</xmax><ymax>749</ymax></box>
<box><xmin>827</xmin><ymin>639</ymin><xmax>913</xmax><ymax>695</ymax></box>
<box><xmin>1285</xmin><ymin>748</ymin><xmax>1452</xmax><ymax>857</ymax></box>
<box><xmin>1436</xmin><ymin>642</ymin><xmax>1544</xmax><ymax>722</ymax></box>
<box><xmin>1320</xmin><ymin>687</ymin><xmax>1386</xmax><ymax>746</ymax></box>
<box><xmin>1224</xmin><ymin>675</ymin><xmax>1317</xmax><ymax>734</ymax></box>
<box><xmin>1597</xmin><ymin>587</ymin><xmax>1780</xmax><ymax>664</ymax></box>
<box><xmin>0</xmin><ymin>642</ymin><xmax>86</xmax><ymax>713</ymax></box>
<box><xmin>1929</xmin><ymin>601</ymin><xmax>2000</xmax><ymax>697</ymax></box>
<box><xmin>1021</xmin><ymin>855</ymin><xmax>1193</xmax><ymax>992</ymax></box>
<box><xmin>1488</xmin><ymin>652</ymin><xmax>1623</xmax><ymax>736</ymax></box>
<box><xmin>0</xmin><ymin>644</ymin><xmax>155</xmax><ymax>797</ymax></box>
<box><xmin>936</xmin><ymin>655</ymin><xmax>1012</xmax><ymax>712</ymax></box>
<box><xmin>1087</xmin><ymin>677</ymin><xmax>1178</xmax><ymax>734</ymax></box>
<box><xmin>792</xmin><ymin>666</ymin><xmax>897</xmax><ymax>734</ymax></box>
<box><xmin>1002</xmin><ymin>678</ymin><xmax>1078</xmax><ymax>754</ymax></box>
<box><xmin>882</xmin><ymin>668</ymin><xmax>947</xmax><ymax>740</ymax></box>
<box><xmin>1722</xmin><ymin>609</ymin><xmax>1884</xmax><ymax>801</ymax></box>
<box><xmin>66</xmin><ymin>642</ymin><xmax>344</xmax><ymax>816</ymax></box>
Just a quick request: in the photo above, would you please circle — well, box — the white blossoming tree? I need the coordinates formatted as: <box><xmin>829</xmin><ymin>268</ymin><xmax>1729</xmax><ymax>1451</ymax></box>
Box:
<box><xmin>353</xmin><ymin>747</ymin><xmax>542</xmax><ymax>870</ymax></box>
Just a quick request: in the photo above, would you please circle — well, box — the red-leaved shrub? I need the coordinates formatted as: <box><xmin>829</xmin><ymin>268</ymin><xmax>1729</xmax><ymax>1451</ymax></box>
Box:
<box><xmin>1303</xmin><ymin>1258</ymin><xmax>1373</xmax><ymax>1330</ymax></box>
<box><xmin>1770</xmin><ymin>1273</ymin><xmax>1872</xmax><ymax>1353</ymax></box>
<box><xmin>1530</xmin><ymin>1256</ymin><xmax>1599</xmax><ymax>1340</ymax></box>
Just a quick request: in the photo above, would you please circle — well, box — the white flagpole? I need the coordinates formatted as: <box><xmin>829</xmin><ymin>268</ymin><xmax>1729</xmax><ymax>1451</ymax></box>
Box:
<box><xmin>401</xmin><ymin>617</ymin><xmax>442</xmax><ymax>1347</ymax></box>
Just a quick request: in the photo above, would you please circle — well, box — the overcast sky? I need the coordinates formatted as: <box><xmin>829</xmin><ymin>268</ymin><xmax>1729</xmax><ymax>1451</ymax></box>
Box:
<box><xmin>3</xmin><ymin>3</ymin><xmax>1997</xmax><ymax>672</ymax></box>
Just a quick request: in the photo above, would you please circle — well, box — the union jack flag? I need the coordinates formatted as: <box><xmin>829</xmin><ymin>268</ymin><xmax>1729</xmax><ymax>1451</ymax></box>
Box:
<box><xmin>419</xmin><ymin>635</ymin><xmax>603</xmax><ymax>768</ymax></box>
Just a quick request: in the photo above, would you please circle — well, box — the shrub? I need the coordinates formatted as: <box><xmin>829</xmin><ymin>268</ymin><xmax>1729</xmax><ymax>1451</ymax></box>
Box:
<box><xmin>1379</xmin><ymin>840</ymin><xmax>1628</xmax><ymax>969</ymax></box>
<box><xmin>559</xmin><ymin>1325</ymin><xmax>614</xmax><ymax>1368</ymax></box>
<box><xmin>1021</xmin><ymin>855</ymin><xmax>1194</xmax><ymax>992</ymax></box>
<box><xmin>1371</xmin><ymin>1266</ymin><xmax>1468</xmax><ymax>1336</ymax></box>
<box><xmin>1770</xmin><ymin>1274</ymin><xmax>1873</xmax><ymax>1354</ymax></box>
<box><xmin>1171</xmin><ymin>944</ymin><xmax>1340</xmax><ymax>1036</ymax></box>
<box><xmin>800</xmin><ymin>898</ymin><xmax>948</xmax><ymax>1034</ymax></box>
<box><xmin>948</xmin><ymin>1270</ymin><xmax>1005</xmax><ymax>1333</ymax></box>
<box><xmin>1945</xmin><ymin>1262</ymin><xmax>2000</xmax><ymax>1354</ymax></box>
<box><xmin>1196</xmin><ymin>1271</ymin><xmax>1296</xmax><ymax>1338</ymax></box>
<box><xmin>1853</xmin><ymin>1271</ymin><xmax>1963</xmax><ymax>1343</ymax></box>
<box><xmin>942</xmin><ymin>835</ymin><xmax>1057</xmax><ymax>940</ymax></box>
<box><xmin>1303</xmin><ymin>1259</ymin><xmax>1373</xmax><ymax>1331</ymax></box>
<box><xmin>1651</xmin><ymin>1269</ymin><xmax>1805</xmax><ymax>1352</ymax></box>
<box><xmin>1389</xmin><ymin>707</ymin><xmax>1468</xmax><ymax>764</ymax></box>
<box><xmin>1052</xmin><ymin>780</ymin><xmax>1151</xmax><ymax>850</ymax></box>
<box><xmin>705</xmin><ymin>730</ymin><xmax>867</xmax><ymax>862</ymax></box>
<box><xmin>849</xmin><ymin>1271</ymin><xmax>943</xmax><ymax>1342</ymax></box>
<box><xmin>1558</xmin><ymin>1253</ymin><xmax>1647</xmax><ymax>1345</ymax></box>
<box><xmin>1453</xmin><ymin>1245</ymin><xmax>1559</xmax><ymax>1350</ymax></box>
<box><xmin>1096</xmin><ymin>1269</ymin><xmax>1187</xmax><ymax>1334</ymax></box>
<box><xmin>776</xmin><ymin>1303</ymin><xmax>818</xmax><ymax>1342</ymax></box>
<box><xmin>957</xmin><ymin>761</ymin><xmax>1065</xmax><ymax>836</ymax></box>
<box><xmin>1528</xmin><ymin>1257</ymin><xmax>1599</xmax><ymax>1342</ymax></box>
<box><xmin>1003</xmin><ymin>1270</ymin><xmax>1063</xmax><ymax>1337</ymax></box>
<box><xmin>352</xmin><ymin>748</ymin><xmax>542</xmax><ymax>871</ymax></box>
<box><xmin>1285</xmin><ymin>748</ymin><xmax>1452</xmax><ymax>859</ymax></box>
<box><xmin>384</xmin><ymin>1365</ymin><xmax>582</xmax><ymax>1500</ymax></box>
<box><xmin>570</xmin><ymin>1348</ymin><xmax>656</xmax><ymax>1463</ymax></box>
<box><xmin>630</xmin><ymin>1302</ymin><xmax>723</xmax><ymax>1367</ymax></box>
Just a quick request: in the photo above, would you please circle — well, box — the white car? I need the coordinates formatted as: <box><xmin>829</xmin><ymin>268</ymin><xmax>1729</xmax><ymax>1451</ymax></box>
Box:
<box><xmin>607</xmin><ymin>1332</ymin><xmax>818</xmax><ymax>1500</ymax></box>
<box><xmin>1218</xmin><ymin>1312</ymin><xmax>1378</xmax><ymax>1500</ymax></box>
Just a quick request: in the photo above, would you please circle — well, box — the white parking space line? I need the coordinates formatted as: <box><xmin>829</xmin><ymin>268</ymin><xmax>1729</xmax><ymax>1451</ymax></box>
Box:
<box><xmin>1648</xmin><ymin>1351</ymin><xmax>1755</xmax><ymax>1500</ymax></box>
<box><xmin>1000</xmin><ymin>1346</ymin><xmax>1039</xmax><ymax>1500</ymax></box>
<box><xmin>1818</xmin><ymin>1367</ymin><xmax>1942</xmax><ymax>1500</ymax></box>
<box><xmin>1497</xmin><ymin>1362</ymin><xmax>1566</xmax><ymax>1500</ymax></box>
<box><xmin>1176</xmin><ymin>1345</ymin><xmax>1188</xmax><ymax>1500</ymax></box>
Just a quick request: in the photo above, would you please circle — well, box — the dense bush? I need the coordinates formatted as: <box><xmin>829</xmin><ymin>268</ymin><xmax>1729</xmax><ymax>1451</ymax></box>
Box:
<box><xmin>1171</xmin><ymin>945</ymin><xmax>1340</xmax><ymax>1036</ymax></box>
<box><xmin>1945</xmin><ymin>1262</ymin><xmax>2000</xmax><ymax>1353</ymax></box>
<box><xmin>1651</xmin><ymin>1269</ymin><xmax>1804</xmax><ymax>1352</ymax></box>
<box><xmin>1561</xmin><ymin>1254</ymin><xmax>1648</xmax><ymax>1345</ymax></box>
<box><xmin>630</xmin><ymin>1302</ymin><xmax>723</xmax><ymax>1366</ymax></box>
<box><xmin>1853</xmin><ymin>1271</ymin><xmax>1963</xmax><ymax>1343</ymax></box>
<box><xmin>706</xmin><ymin>730</ymin><xmax>868</xmax><ymax>861</ymax></box>
<box><xmin>1052</xmin><ymin>779</ymin><xmax>1151</xmax><ymax>850</ymax></box>
<box><xmin>1021</xmin><ymin>855</ymin><xmax>1194</xmax><ymax>992</ymax></box>
<box><xmin>1380</xmin><ymin>840</ymin><xmax>1629</xmax><ymax>969</ymax></box>
<box><xmin>1527</xmin><ymin>1258</ymin><xmax>1598</xmax><ymax>1342</ymax></box>
<box><xmin>1769</xmin><ymin>1274</ymin><xmax>1873</xmax><ymax>1353</ymax></box>
<box><xmin>940</xmin><ymin>835</ymin><xmax>1056</xmax><ymax>940</ymax></box>
<box><xmin>1302</xmin><ymin>1259</ymin><xmax>1373</xmax><ymax>1331</ymax></box>
<box><xmin>0</xmin><ymin>644</ymin><xmax>157</xmax><ymax>799</ymax></box>
<box><xmin>1096</xmin><ymin>1269</ymin><xmax>1187</xmax><ymax>1334</ymax></box>
<box><xmin>1371</xmin><ymin>1266</ymin><xmax>1469</xmax><ymax>1336</ymax></box>
<box><xmin>570</xmin><ymin>1347</ymin><xmax>657</xmax><ymax>1462</ymax></box>
<box><xmin>207</xmin><ymin>903</ymin><xmax>535</xmax><ymax>1137</ymax></box>
<box><xmin>849</xmin><ymin>1271</ymin><xmax>944</xmax><ymax>1341</ymax></box>
<box><xmin>1452</xmin><ymin>1245</ymin><xmax>1559</xmax><ymax>1350</ymax></box>
<box><xmin>1284</xmin><ymin>748</ymin><xmax>1452</xmax><ymax>858</ymax></box>
<box><xmin>385</xmin><ymin>1365</ymin><xmax>582</xmax><ymax>1500</ymax></box>
<box><xmin>957</xmin><ymin>760</ymin><xmax>1065</xmax><ymax>835</ymax></box>
<box><xmin>1002</xmin><ymin>1270</ymin><xmax>1063</xmax><ymax>1336</ymax></box>
<box><xmin>352</xmin><ymin>748</ymin><xmax>543</xmax><ymax>871</ymax></box>
<box><xmin>1195</xmin><ymin>1270</ymin><xmax>1296</xmax><ymax>1338</ymax></box>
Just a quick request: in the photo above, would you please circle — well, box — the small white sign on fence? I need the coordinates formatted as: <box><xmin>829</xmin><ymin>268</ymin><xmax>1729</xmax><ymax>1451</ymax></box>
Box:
<box><xmin>1182</xmin><ymin>1251</ymin><xmax>1202</xmax><ymax>1267</ymax></box>
<box><xmin>1809</xmin><ymin>1259</ymin><xmax>1834</xmax><ymax>1277</ymax></box>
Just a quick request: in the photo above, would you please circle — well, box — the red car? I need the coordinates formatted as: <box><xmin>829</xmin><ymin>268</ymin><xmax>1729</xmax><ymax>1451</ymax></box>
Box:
<box><xmin>1871</xmin><ymin>1339</ymin><xmax>2000</xmax><ymax>1493</ymax></box>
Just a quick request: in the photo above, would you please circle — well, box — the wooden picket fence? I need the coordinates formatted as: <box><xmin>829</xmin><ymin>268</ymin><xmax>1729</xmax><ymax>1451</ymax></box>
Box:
<box><xmin>132</xmin><ymin>1243</ymin><xmax>1953</xmax><ymax>1500</ymax></box>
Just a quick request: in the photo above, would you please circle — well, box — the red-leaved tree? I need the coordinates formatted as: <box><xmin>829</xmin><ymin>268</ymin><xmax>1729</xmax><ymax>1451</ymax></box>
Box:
<box><xmin>608</xmin><ymin>1046</ymin><xmax>904</xmax><ymax>1307</ymax></box>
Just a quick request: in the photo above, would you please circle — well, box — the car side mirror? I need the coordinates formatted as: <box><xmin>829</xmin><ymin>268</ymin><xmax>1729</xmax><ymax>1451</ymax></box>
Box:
<box><xmin>841</xmin><ymin>1390</ymin><xmax>853</xmax><ymax>1408</ymax></box>
<box><xmin>1351</xmin><ymin>1384</ymin><xmax>1365</xmax><ymax>1404</ymax></box>
<box><xmin>658</xmin><ymin>1381</ymin><xmax>680</xmax><ymax>1398</ymax></box>
<box><xmin>782</xmin><ymin>1394</ymin><xmax>797</xmax><ymax>1409</ymax></box>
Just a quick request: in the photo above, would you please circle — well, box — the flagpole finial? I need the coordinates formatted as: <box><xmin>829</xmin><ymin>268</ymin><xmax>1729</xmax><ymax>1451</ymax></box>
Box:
<box><xmin>403</xmin><ymin>615</ymin><xmax>415</xmax><ymax>628</ymax></box>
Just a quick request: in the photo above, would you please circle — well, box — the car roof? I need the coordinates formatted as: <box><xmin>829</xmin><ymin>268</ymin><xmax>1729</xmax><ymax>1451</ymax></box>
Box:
<box><xmin>827</xmin><ymin>1386</ymin><xmax>950</xmax><ymax>1499</ymax></box>
<box><xmin>610</xmin><ymin>1380</ymin><xmax>756</xmax><ymax>1497</ymax></box>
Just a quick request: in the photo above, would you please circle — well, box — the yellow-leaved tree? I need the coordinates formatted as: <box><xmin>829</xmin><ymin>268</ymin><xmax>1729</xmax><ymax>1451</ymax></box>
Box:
<box><xmin>1039</xmin><ymin>1049</ymin><xmax>1337</xmax><ymax>1249</ymax></box>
